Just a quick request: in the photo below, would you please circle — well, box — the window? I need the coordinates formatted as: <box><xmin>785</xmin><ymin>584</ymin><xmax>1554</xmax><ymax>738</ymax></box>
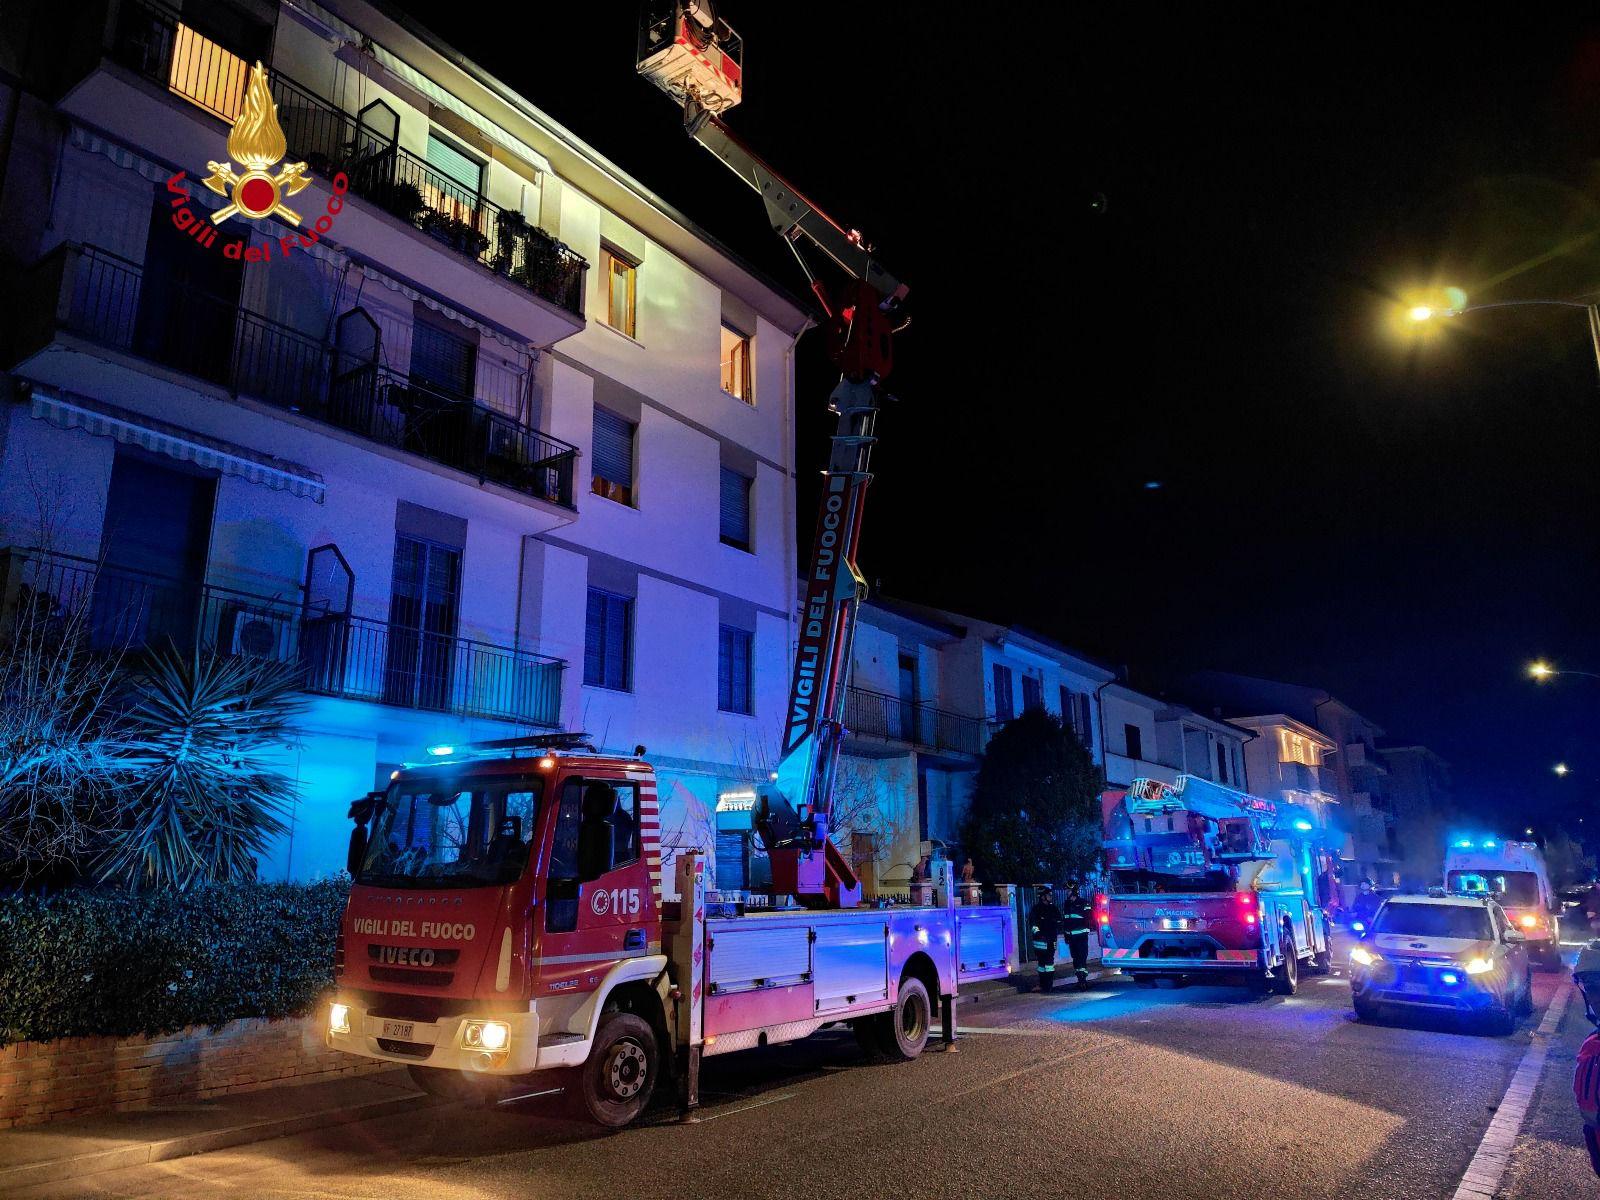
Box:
<box><xmin>1279</xmin><ymin>729</ymin><xmax>1318</xmax><ymax>766</ymax></box>
<box><xmin>545</xmin><ymin>779</ymin><xmax>639</xmax><ymax>933</ymax></box>
<box><xmin>591</xmin><ymin>407</ymin><xmax>636</xmax><ymax>505</ymax></box>
<box><xmin>992</xmin><ymin>664</ymin><xmax>1014</xmax><ymax>723</ymax></box>
<box><xmin>425</xmin><ymin>132</ymin><xmax>483</xmax><ymax>204</ymax></box>
<box><xmin>1216</xmin><ymin>742</ymin><xmax>1229</xmax><ymax>784</ymax></box>
<box><xmin>358</xmin><ymin>781</ymin><xmax>542</xmax><ymax>888</ymax></box>
<box><xmin>584</xmin><ymin>588</ymin><xmax>632</xmax><ymax>690</ymax></box>
<box><xmin>720</xmin><ymin>322</ymin><xmax>752</xmax><ymax>402</ymax></box>
<box><xmin>410</xmin><ymin>321</ymin><xmax>476</xmax><ymax>398</ymax></box>
<box><xmin>1124</xmin><ymin>723</ymin><xmax>1144</xmax><ymax>761</ymax></box>
<box><xmin>603</xmin><ymin>245</ymin><xmax>638</xmax><ymax>337</ymax></box>
<box><xmin>718</xmin><ymin>626</ymin><xmax>753</xmax><ymax>714</ymax></box>
<box><xmin>1060</xmin><ymin>686</ymin><xmax>1092</xmax><ymax>744</ymax></box>
<box><xmin>1021</xmin><ymin>674</ymin><xmax>1043</xmax><ymax>712</ymax></box>
<box><xmin>386</xmin><ymin>535</ymin><xmax>461</xmax><ymax>711</ymax></box>
<box><xmin>719</xmin><ymin>467</ymin><xmax>752</xmax><ymax>550</ymax></box>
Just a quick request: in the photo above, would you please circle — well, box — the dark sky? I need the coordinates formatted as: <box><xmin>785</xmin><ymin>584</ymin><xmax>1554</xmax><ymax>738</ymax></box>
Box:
<box><xmin>396</xmin><ymin>4</ymin><xmax>1600</xmax><ymax>838</ymax></box>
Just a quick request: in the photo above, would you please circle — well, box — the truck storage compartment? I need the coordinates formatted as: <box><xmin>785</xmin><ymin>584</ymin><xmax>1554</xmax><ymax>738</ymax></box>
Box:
<box><xmin>955</xmin><ymin>910</ymin><xmax>1010</xmax><ymax>981</ymax></box>
<box><xmin>707</xmin><ymin>919</ymin><xmax>811</xmax><ymax>993</ymax></box>
<box><xmin>812</xmin><ymin>920</ymin><xmax>888</xmax><ymax>1012</ymax></box>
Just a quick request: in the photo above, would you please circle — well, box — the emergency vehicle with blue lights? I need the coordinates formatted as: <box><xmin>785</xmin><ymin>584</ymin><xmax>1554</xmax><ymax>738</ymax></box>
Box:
<box><xmin>1095</xmin><ymin>775</ymin><xmax>1336</xmax><ymax>991</ymax></box>
<box><xmin>1443</xmin><ymin>837</ymin><xmax>1560</xmax><ymax>967</ymax></box>
<box><xmin>324</xmin><ymin>3</ymin><xmax>1014</xmax><ymax>1127</ymax></box>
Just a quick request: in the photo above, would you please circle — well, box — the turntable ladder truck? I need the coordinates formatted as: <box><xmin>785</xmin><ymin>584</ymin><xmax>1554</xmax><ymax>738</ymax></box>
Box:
<box><xmin>325</xmin><ymin>4</ymin><xmax>1014</xmax><ymax>1127</ymax></box>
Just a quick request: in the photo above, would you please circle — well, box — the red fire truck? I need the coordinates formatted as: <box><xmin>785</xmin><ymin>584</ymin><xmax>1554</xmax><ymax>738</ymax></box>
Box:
<box><xmin>325</xmin><ymin>3</ymin><xmax>1014</xmax><ymax>1126</ymax></box>
<box><xmin>1096</xmin><ymin>776</ymin><xmax>1337</xmax><ymax>992</ymax></box>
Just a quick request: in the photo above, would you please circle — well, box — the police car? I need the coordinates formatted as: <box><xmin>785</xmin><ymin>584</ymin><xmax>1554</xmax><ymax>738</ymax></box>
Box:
<box><xmin>1347</xmin><ymin>893</ymin><xmax>1533</xmax><ymax>1034</ymax></box>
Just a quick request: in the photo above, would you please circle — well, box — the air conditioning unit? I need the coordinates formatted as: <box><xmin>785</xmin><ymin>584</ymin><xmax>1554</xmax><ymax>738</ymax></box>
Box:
<box><xmin>219</xmin><ymin>604</ymin><xmax>295</xmax><ymax>658</ymax></box>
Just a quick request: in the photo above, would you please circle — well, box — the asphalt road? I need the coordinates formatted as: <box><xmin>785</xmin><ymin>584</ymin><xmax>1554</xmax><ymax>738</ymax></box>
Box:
<box><xmin>15</xmin><ymin>942</ymin><xmax>1591</xmax><ymax>1200</ymax></box>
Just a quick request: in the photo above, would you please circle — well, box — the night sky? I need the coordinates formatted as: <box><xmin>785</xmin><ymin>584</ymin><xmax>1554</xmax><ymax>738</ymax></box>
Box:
<box><xmin>396</xmin><ymin>4</ymin><xmax>1600</xmax><ymax>838</ymax></box>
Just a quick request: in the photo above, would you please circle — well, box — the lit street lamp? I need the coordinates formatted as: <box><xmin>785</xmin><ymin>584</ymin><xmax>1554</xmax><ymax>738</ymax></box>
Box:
<box><xmin>1404</xmin><ymin>291</ymin><xmax>1600</xmax><ymax>384</ymax></box>
<box><xmin>1554</xmin><ymin>762</ymin><xmax>1571</xmax><ymax>777</ymax></box>
<box><xmin>1528</xmin><ymin>659</ymin><xmax>1600</xmax><ymax>682</ymax></box>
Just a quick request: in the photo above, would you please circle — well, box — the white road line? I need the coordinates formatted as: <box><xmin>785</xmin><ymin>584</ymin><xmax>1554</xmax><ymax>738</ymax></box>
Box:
<box><xmin>687</xmin><ymin>1090</ymin><xmax>797</xmax><ymax>1123</ymax></box>
<box><xmin>1451</xmin><ymin>982</ymin><xmax>1575</xmax><ymax>1200</ymax></box>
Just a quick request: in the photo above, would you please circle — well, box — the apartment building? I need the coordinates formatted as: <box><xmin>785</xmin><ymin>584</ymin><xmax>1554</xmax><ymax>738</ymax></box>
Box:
<box><xmin>1224</xmin><ymin>714</ymin><xmax>1338</xmax><ymax>825</ymax></box>
<box><xmin>0</xmin><ymin>0</ymin><xmax>808</xmax><ymax>880</ymax></box>
<box><xmin>1100</xmin><ymin>683</ymin><xmax>1250</xmax><ymax>792</ymax></box>
<box><xmin>1378</xmin><ymin>743</ymin><xmax>1455</xmax><ymax>887</ymax></box>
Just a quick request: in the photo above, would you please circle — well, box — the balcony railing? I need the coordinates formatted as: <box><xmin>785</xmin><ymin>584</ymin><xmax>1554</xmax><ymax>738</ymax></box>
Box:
<box><xmin>844</xmin><ymin>687</ymin><xmax>984</xmax><ymax>757</ymax></box>
<box><xmin>0</xmin><ymin>548</ymin><xmax>564</xmax><ymax>728</ymax></box>
<box><xmin>23</xmin><ymin>243</ymin><xmax>577</xmax><ymax>509</ymax></box>
<box><xmin>106</xmin><ymin>0</ymin><xmax>588</xmax><ymax>317</ymax></box>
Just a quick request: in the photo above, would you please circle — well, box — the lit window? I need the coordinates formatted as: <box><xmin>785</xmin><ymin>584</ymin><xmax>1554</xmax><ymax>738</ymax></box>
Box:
<box><xmin>1278</xmin><ymin>730</ymin><xmax>1318</xmax><ymax>766</ymax></box>
<box><xmin>603</xmin><ymin>246</ymin><xmax>638</xmax><ymax>337</ymax></box>
<box><xmin>720</xmin><ymin>323</ymin><xmax>752</xmax><ymax>402</ymax></box>
<box><xmin>169</xmin><ymin>25</ymin><xmax>249</xmax><ymax>121</ymax></box>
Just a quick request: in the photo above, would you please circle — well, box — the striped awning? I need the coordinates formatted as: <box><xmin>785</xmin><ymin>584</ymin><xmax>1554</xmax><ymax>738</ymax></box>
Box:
<box><xmin>29</xmin><ymin>389</ymin><xmax>325</xmax><ymax>503</ymax></box>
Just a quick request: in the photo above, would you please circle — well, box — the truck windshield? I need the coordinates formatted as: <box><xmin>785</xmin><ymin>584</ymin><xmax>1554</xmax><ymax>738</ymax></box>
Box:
<box><xmin>1446</xmin><ymin>870</ymin><xmax>1539</xmax><ymax>907</ymax></box>
<box><xmin>357</xmin><ymin>779</ymin><xmax>543</xmax><ymax>889</ymax></box>
<box><xmin>1373</xmin><ymin>902</ymin><xmax>1492</xmax><ymax>941</ymax></box>
<box><xmin>1109</xmin><ymin>869</ymin><xmax>1236</xmax><ymax>894</ymax></box>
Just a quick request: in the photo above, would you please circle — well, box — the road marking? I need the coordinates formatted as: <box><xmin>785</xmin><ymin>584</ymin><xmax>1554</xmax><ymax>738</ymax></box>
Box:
<box><xmin>687</xmin><ymin>1090</ymin><xmax>797</xmax><ymax>1123</ymax></box>
<box><xmin>1451</xmin><ymin>981</ymin><xmax>1574</xmax><ymax>1200</ymax></box>
<box><xmin>937</xmin><ymin>1042</ymin><xmax>1114</xmax><ymax>1105</ymax></box>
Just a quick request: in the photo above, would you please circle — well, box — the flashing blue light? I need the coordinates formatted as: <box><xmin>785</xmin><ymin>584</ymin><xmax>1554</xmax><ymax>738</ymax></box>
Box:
<box><xmin>1454</xmin><ymin>839</ymin><xmax>1473</xmax><ymax>849</ymax></box>
<box><xmin>427</xmin><ymin>744</ymin><xmax>454</xmax><ymax>757</ymax></box>
<box><xmin>1351</xmin><ymin>921</ymin><xmax>1365</xmax><ymax>933</ymax></box>
<box><xmin>1293</xmin><ymin>819</ymin><xmax>1314</xmax><ymax>832</ymax></box>
<box><xmin>1439</xmin><ymin>971</ymin><xmax>1459</xmax><ymax>986</ymax></box>
<box><xmin>1481</xmin><ymin>839</ymin><xmax>1497</xmax><ymax>849</ymax></box>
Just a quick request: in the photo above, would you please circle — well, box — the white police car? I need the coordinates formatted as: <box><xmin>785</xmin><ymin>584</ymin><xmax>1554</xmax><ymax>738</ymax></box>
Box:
<box><xmin>1347</xmin><ymin>894</ymin><xmax>1533</xmax><ymax>1034</ymax></box>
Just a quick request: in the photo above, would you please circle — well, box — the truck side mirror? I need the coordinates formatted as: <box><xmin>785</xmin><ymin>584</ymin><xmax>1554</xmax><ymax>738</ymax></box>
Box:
<box><xmin>347</xmin><ymin>825</ymin><xmax>368</xmax><ymax>877</ymax></box>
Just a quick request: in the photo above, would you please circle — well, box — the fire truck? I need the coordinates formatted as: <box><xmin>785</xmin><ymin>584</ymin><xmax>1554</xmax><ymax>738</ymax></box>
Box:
<box><xmin>1095</xmin><ymin>776</ymin><xmax>1336</xmax><ymax>992</ymax></box>
<box><xmin>324</xmin><ymin>3</ymin><xmax>1014</xmax><ymax>1127</ymax></box>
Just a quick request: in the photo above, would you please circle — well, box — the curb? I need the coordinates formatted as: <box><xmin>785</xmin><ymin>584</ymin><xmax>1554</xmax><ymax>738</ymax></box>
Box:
<box><xmin>0</xmin><ymin>1088</ymin><xmax>441</xmax><ymax>1191</ymax></box>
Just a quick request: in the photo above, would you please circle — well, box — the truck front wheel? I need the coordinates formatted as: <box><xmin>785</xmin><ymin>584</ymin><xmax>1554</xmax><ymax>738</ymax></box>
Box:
<box><xmin>1270</xmin><ymin>933</ymin><xmax>1299</xmax><ymax>996</ymax></box>
<box><xmin>876</xmin><ymin>976</ymin><xmax>931</xmax><ymax>1060</ymax></box>
<box><xmin>571</xmin><ymin>1012</ymin><xmax>659</xmax><ymax>1128</ymax></box>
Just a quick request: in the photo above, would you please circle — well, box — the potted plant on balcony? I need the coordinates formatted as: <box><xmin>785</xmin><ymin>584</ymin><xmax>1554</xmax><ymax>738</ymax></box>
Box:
<box><xmin>518</xmin><ymin>231</ymin><xmax>581</xmax><ymax>307</ymax></box>
<box><xmin>490</xmin><ymin>210</ymin><xmax>529</xmax><ymax>277</ymax></box>
<box><xmin>370</xmin><ymin>180</ymin><xmax>425</xmax><ymax>226</ymax></box>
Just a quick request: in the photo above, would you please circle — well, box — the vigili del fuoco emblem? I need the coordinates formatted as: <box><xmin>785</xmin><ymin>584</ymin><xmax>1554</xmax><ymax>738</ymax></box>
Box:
<box><xmin>202</xmin><ymin>61</ymin><xmax>311</xmax><ymax>226</ymax></box>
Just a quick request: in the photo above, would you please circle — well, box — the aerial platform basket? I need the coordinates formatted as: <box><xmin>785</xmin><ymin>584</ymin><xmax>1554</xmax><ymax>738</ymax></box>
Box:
<box><xmin>638</xmin><ymin>1</ymin><xmax>744</xmax><ymax>115</ymax></box>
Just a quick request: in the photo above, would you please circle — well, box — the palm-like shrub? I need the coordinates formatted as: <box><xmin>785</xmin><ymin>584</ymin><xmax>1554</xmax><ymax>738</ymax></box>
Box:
<box><xmin>97</xmin><ymin>648</ymin><xmax>306</xmax><ymax>890</ymax></box>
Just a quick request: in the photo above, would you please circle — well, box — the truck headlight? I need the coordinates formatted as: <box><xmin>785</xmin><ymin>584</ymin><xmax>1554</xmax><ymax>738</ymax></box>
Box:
<box><xmin>1350</xmin><ymin>946</ymin><xmax>1379</xmax><ymax>967</ymax></box>
<box><xmin>1463</xmin><ymin>957</ymin><xmax>1494</xmax><ymax>976</ymax></box>
<box><xmin>329</xmin><ymin>1003</ymin><xmax>351</xmax><ymax>1035</ymax></box>
<box><xmin>463</xmin><ymin>1020</ymin><xmax>510</xmax><ymax>1051</ymax></box>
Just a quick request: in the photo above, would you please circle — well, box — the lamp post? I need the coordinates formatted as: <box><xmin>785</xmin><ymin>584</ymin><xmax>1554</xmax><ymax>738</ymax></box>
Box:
<box><xmin>1406</xmin><ymin>295</ymin><xmax>1600</xmax><ymax>385</ymax></box>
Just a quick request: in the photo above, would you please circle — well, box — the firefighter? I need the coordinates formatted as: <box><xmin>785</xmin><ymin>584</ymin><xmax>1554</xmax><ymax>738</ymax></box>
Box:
<box><xmin>1062</xmin><ymin>881</ymin><xmax>1092</xmax><ymax>989</ymax></box>
<box><xmin>1027</xmin><ymin>886</ymin><xmax>1063</xmax><ymax>992</ymax></box>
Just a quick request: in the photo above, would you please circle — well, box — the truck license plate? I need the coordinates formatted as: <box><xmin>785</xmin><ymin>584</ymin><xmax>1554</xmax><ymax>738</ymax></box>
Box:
<box><xmin>1160</xmin><ymin>918</ymin><xmax>1191</xmax><ymax>931</ymax></box>
<box><xmin>381</xmin><ymin>1020</ymin><xmax>415</xmax><ymax>1040</ymax></box>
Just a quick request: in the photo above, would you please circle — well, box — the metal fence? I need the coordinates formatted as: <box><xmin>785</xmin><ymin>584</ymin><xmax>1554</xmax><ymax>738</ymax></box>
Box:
<box><xmin>844</xmin><ymin>686</ymin><xmax>985</xmax><ymax>756</ymax></box>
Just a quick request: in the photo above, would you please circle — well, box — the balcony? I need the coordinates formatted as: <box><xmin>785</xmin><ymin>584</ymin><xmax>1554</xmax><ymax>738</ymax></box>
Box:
<box><xmin>99</xmin><ymin>0</ymin><xmax>589</xmax><ymax>321</ymax></box>
<box><xmin>13</xmin><ymin>243</ymin><xmax>578</xmax><ymax>510</ymax></box>
<box><xmin>0</xmin><ymin>548</ymin><xmax>564</xmax><ymax>728</ymax></box>
<box><xmin>843</xmin><ymin>686</ymin><xmax>984</xmax><ymax>758</ymax></box>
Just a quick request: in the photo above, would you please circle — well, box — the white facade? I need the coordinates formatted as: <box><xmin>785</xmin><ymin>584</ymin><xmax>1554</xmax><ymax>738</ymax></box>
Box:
<box><xmin>0</xmin><ymin>0</ymin><xmax>808</xmax><ymax>881</ymax></box>
<box><xmin>1101</xmin><ymin>684</ymin><xmax>1251</xmax><ymax>793</ymax></box>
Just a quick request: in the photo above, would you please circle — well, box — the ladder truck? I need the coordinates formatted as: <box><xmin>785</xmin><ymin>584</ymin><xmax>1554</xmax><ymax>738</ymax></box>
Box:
<box><xmin>1095</xmin><ymin>776</ymin><xmax>1337</xmax><ymax>992</ymax></box>
<box><xmin>324</xmin><ymin>3</ymin><xmax>1014</xmax><ymax>1127</ymax></box>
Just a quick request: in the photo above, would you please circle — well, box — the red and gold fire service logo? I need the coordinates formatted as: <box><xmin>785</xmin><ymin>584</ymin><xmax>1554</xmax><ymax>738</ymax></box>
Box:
<box><xmin>202</xmin><ymin>61</ymin><xmax>310</xmax><ymax>226</ymax></box>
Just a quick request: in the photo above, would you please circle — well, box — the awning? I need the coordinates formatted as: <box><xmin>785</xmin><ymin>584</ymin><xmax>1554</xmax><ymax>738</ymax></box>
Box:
<box><xmin>29</xmin><ymin>389</ymin><xmax>325</xmax><ymax>503</ymax></box>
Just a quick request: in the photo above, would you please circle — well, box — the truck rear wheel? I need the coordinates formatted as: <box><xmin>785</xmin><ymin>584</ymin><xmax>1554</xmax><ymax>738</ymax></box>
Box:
<box><xmin>875</xmin><ymin>976</ymin><xmax>931</xmax><ymax>1060</ymax></box>
<box><xmin>571</xmin><ymin>1012</ymin><xmax>658</xmax><ymax>1128</ymax></box>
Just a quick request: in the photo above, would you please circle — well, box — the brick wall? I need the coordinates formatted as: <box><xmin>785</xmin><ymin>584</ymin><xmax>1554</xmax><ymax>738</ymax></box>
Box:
<box><xmin>0</xmin><ymin>1015</ymin><xmax>388</xmax><ymax>1129</ymax></box>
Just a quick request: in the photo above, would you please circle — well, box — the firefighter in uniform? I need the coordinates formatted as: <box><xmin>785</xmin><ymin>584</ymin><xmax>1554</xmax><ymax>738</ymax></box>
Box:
<box><xmin>1062</xmin><ymin>881</ymin><xmax>1092</xmax><ymax>989</ymax></box>
<box><xmin>1028</xmin><ymin>886</ymin><xmax>1063</xmax><ymax>992</ymax></box>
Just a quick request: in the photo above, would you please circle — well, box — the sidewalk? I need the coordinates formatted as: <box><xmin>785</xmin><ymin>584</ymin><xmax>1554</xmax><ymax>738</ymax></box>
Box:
<box><xmin>0</xmin><ymin>1067</ymin><xmax>437</xmax><ymax>1191</ymax></box>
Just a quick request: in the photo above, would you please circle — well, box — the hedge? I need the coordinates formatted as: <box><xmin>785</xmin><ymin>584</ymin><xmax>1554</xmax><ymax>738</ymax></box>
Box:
<box><xmin>0</xmin><ymin>880</ymin><xmax>349</xmax><ymax>1046</ymax></box>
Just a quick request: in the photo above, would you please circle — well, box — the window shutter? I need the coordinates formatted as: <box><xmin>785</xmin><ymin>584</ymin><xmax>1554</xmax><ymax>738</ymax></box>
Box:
<box><xmin>1077</xmin><ymin>693</ymin><xmax>1093</xmax><ymax>743</ymax></box>
<box><xmin>604</xmin><ymin>594</ymin><xmax>630</xmax><ymax>690</ymax></box>
<box><xmin>426</xmin><ymin>133</ymin><xmax>482</xmax><ymax>196</ymax></box>
<box><xmin>720</xmin><ymin>468</ymin><xmax>751</xmax><ymax>548</ymax></box>
<box><xmin>583</xmin><ymin>589</ymin><xmax>605</xmax><ymax>686</ymax></box>
<box><xmin>718</xmin><ymin>625</ymin><xmax>752</xmax><ymax>713</ymax></box>
<box><xmin>585</xmin><ymin>588</ymin><xmax>632</xmax><ymax>690</ymax></box>
<box><xmin>410</xmin><ymin>322</ymin><xmax>475</xmax><ymax>398</ymax></box>
<box><xmin>593</xmin><ymin>408</ymin><xmax>634</xmax><ymax>488</ymax></box>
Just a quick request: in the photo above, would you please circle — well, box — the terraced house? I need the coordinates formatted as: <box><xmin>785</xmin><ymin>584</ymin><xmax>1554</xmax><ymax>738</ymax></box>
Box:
<box><xmin>0</xmin><ymin>0</ymin><xmax>808</xmax><ymax>879</ymax></box>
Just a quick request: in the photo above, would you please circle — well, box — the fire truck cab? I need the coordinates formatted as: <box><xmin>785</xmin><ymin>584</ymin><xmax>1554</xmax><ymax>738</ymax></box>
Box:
<box><xmin>1096</xmin><ymin>776</ymin><xmax>1336</xmax><ymax>992</ymax></box>
<box><xmin>329</xmin><ymin>736</ymin><xmax>1015</xmax><ymax>1126</ymax></box>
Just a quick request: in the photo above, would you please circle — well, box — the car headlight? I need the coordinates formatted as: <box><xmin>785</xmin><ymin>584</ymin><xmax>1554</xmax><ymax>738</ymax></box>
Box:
<box><xmin>1463</xmin><ymin>957</ymin><xmax>1494</xmax><ymax>976</ymax></box>
<box><xmin>463</xmin><ymin>1019</ymin><xmax>510</xmax><ymax>1051</ymax></box>
<box><xmin>1350</xmin><ymin>946</ymin><xmax>1379</xmax><ymax>967</ymax></box>
<box><xmin>329</xmin><ymin>1002</ymin><xmax>351</xmax><ymax>1035</ymax></box>
<box><xmin>1519</xmin><ymin>914</ymin><xmax>1538</xmax><ymax>929</ymax></box>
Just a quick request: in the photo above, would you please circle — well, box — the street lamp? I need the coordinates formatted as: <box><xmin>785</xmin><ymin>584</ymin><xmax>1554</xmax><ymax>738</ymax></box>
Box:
<box><xmin>1403</xmin><ymin>290</ymin><xmax>1600</xmax><ymax>384</ymax></box>
<box><xmin>1555</xmin><ymin>762</ymin><xmax>1571</xmax><ymax>776</ymax></box>
<box><xmin>1528</xmin><ymin>660</ymin><xmax>1600</xmax><ymax>682</ymax></box>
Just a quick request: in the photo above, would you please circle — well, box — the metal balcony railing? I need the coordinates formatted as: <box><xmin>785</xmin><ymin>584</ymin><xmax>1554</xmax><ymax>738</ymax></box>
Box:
<box><xmin>0</xmin><ymin>548</ymin><xmax>564</xmax><ymax>728</ymax></box>
<box><xmin>106</xmin><ymin>0</ymin><xmax>588</xmax><ymax>317</ymax></box>
<box><xmin>844</xmin><ymin>686</ymin><xmax>984</xmax><ymax>757</ymax></box>
<box><xmin>20</xmin><ymin>243</ymin><xmax>577</xmax><ymax>509</ymax></box>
